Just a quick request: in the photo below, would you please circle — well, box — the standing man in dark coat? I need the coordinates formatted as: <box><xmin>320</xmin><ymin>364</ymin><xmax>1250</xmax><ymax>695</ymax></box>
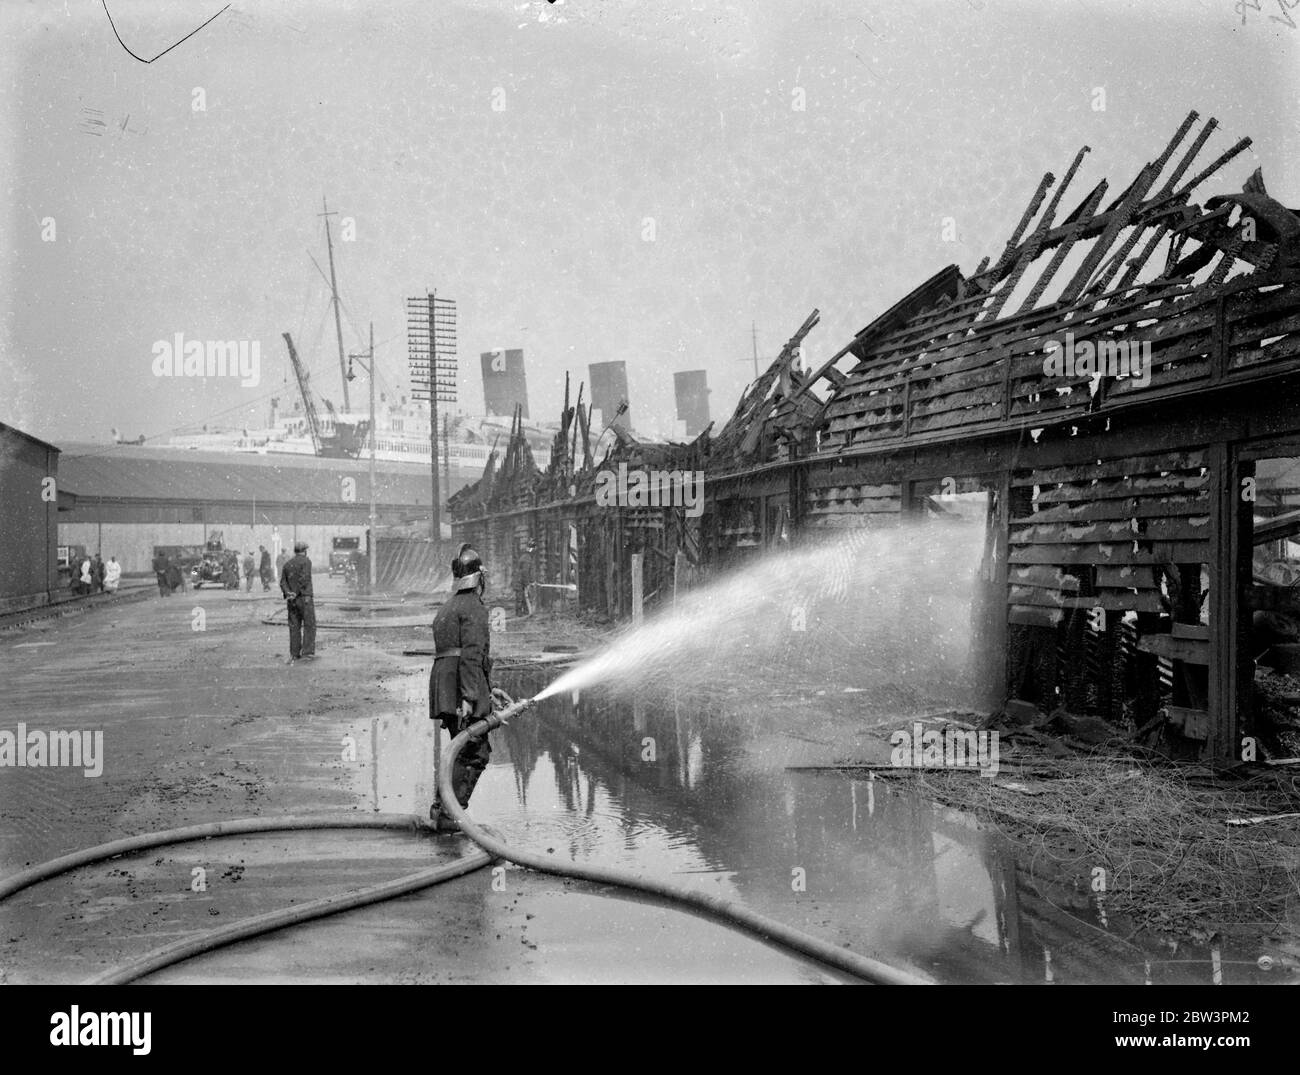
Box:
<box><xmin>428</xmin><ymin>543</ymin><xmax>494</xmax><ymax>831</ymax></box>
<box><xmin>152</xmin><ymin>552</ymin><xmax>169</xmax><ymax>597</ymax></box>
<box><xmin>91</xmin><ymin>554</ymin><xmax>105</xmax><ymax>593</ymax></box>
<box><xmin>258</xmin><ymin>546</ymin><xmax>274</xmax><ymax>591</ymax></box>
<box><xmin>223</xmin><ymin>551</ymin><xmax>239</xmax><ymax>590</ymax></box>
<box><xmin>279</xmin><ymin>540</ymin><xmax>316</xmax><ymax>662</ymax></box>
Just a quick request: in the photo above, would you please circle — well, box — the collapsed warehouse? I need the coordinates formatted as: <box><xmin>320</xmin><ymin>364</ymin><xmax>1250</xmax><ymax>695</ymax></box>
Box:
<box><xmin>450</xmin><ymin>111</ymin><xmax>1300</xmax><ymax>766</ymax></box>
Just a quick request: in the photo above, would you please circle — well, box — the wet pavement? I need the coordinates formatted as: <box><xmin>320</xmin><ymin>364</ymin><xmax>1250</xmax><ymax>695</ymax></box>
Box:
<box><xmin>362</xmin><ymin>664</ymin><xmax>1295</xmax><ymax>985</ymax></box>
<box><xmin>0</xmin><ymin>584</ymin><xmax>846</xmax><ymax>983</ymax></box>
<box><xmin>0</xmin><ymin>582</ymin><xmax>1294</xmax><ymax>984</ymax></box>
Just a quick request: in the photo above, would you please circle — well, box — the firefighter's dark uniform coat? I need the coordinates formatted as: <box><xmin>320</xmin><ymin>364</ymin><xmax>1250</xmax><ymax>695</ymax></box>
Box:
<box><xmin>429</xmin><ymin>589</ymin><xmax>493</xmax><ymax>809</ymax></box>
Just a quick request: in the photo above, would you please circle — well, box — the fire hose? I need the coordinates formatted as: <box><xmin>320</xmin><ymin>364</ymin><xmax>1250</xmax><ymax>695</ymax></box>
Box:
<box><xmin>438</xmin><ymin>692</ymin><xmax>932</xmax><ymax>986</ymax></box>
<box><xmin>0</xmin><ymin>698</ymin><xmax>932</xmax><ymax>985</ymax></box>
<box><xmin>0</xmin><ymin>815</ymin><xmax>494</xmax><ymax>986</ymax></box>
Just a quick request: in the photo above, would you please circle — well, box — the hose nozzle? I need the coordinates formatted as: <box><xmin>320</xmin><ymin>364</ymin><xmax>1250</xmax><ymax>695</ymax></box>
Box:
<box><xmin>481</xmin><ymin>694</ymin><xmax>536</xmax><ymax>733</ymax></box>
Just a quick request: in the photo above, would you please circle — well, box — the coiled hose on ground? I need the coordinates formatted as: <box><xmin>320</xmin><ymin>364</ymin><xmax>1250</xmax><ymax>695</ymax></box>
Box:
<box><xmin>0</xmin><ymin>814</ymin><xmax>494</xmax><ymax>986</ymax></box>
<box><xmin>0</xmin><ymin>698</ymin><xmax>932</xmax><ymax>985</ymax></box>
<box><xmin>0</xmin><ymin>813</ymin><xmax>448</xmax><ymax>903</ymax></box>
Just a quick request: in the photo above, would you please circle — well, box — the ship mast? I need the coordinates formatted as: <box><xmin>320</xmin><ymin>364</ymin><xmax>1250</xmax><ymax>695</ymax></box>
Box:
<box><xmin>319</xmin><ymin>198</ymin><xmax>352</xmax><ymax>412</ymax></box>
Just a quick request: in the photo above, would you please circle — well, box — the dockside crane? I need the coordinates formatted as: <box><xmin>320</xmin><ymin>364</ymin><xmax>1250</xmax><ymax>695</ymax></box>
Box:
<box><xmin>282</xmin><ymin>331</ymin><xmax>369</xmax><ymax>459</ymax></box>
<box><xmin>282</xmin><ymin>331</ymin><xmax>325</xmax><ymax>455</ymax></box>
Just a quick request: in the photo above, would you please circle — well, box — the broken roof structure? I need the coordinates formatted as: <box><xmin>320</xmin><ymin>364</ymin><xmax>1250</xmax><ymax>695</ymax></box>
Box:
<box><xmin>451</xmin><ymin>111</ymin><xmax>1300</xmax><ymax>763</ymax></box>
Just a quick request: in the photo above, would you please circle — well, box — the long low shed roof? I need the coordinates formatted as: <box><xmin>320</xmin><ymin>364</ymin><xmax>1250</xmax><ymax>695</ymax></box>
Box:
<box><xmin>55</xmin><ymin>444</ymin><xmax>433</xmax><ymax>506</ymax></box>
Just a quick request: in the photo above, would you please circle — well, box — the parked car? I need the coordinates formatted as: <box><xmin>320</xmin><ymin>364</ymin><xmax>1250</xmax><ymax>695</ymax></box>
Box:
<box><xmin>329</xmin><ymin>536</ymin><xmax>361</xmax><ymax>576</ymax></box>
<box><xmin>188</xmin><ymin>533</ymin><xmax>237</xmax><ymax>589</ymax></box>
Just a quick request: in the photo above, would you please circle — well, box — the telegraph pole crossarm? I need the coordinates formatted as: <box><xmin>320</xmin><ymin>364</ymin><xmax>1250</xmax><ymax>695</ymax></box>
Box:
<box><xmin>406</xmin><ymin>291</ymin><xmax>458</xmax><ymax>543</ymax></box>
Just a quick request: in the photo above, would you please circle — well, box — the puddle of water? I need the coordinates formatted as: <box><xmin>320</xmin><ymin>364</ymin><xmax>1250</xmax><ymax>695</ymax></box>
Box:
<box><xmin>368</xmin><ymin>668</ymin><xmax>1296</xmax><ymax>985</ymax></box>
<box><xmin>354</xmin><ymin>711</ymin><xmax>440</xmax><ymax>814</ymax></box>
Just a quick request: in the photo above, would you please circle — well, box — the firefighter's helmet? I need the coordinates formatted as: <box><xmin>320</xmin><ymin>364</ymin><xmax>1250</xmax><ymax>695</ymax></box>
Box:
<box><xmin>451</xmin><ymin>543</ymin><xmax>485</xmax><ymax>593</ymax></box>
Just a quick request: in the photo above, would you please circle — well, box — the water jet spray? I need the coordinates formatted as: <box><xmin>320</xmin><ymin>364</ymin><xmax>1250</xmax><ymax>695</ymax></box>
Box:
<box><xmin>3</xmin><ymin>531</ymin><xmax>952</xmax><ymax>985</ymax></box>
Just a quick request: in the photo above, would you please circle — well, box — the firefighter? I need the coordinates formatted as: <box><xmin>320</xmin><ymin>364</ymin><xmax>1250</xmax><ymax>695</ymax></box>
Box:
<box><xmin>428</xmin><ymin>543</ymin><xmax>494</xmax><ymax>831</ymax></box>
<box><xmin>515</xmin><ymin>542</ymin><xmax>535</xmax><ymax>616</ymax></box>
<box><xmin>279</xmin><ymin>540</ymin><xmax>317</xmax><ymax>662</ymax></box>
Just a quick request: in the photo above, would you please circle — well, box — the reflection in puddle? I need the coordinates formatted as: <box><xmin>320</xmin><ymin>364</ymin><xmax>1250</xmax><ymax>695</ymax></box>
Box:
<box><xmin>361</xmin><ymin>711</ymin><xmax>439</xmax><ymax>815</ymax></box>
<box><xmin>370</xmin><ymin>668</ymin><xmax>1291</xmax><ymax>984</ymax></box>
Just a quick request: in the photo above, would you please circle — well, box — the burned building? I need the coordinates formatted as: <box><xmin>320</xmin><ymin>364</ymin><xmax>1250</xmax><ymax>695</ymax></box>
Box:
<box><xmin>450</xmin><ymin>112</ymin><xmax>1300</xmax><ymax>764</ymax></box>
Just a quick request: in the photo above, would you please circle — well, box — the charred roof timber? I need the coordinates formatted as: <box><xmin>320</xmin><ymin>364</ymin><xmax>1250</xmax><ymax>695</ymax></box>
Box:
<box><xmin>449</xmin><ymin>111</ymin><xmax>1300</xmax><ymax>765</ymax></box>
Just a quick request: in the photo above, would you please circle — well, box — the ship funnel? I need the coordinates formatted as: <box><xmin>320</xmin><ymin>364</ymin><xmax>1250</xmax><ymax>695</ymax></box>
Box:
<box><xmin>481</xmin><ymin>349</ymin><xmax>530</xmax><ymax>418</ymax></box>
<box><xmin>589</xmin><ymin>361</ymin><xmax>631</xmax><ymax>433</ymax></box>
<box><xmin>673</xmin><ymin>370</ymin><xmax>709</xmax><ymax>437</ymax></box>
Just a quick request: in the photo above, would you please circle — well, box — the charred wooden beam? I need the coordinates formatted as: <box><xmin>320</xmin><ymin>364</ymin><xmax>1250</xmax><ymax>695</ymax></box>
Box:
<box><xmin>979</xmin><ymin>146</ymin><xmax>1091</xmax><ymax>321</ymax></box>
<box><xmin>1176</xmin><ymin>135</ymin><xmax>1252</xmax><ymax>202</ymax></box>
<box><xmin>1060</xmin><ymin>161</ymin><xmax>1161</xmax><ymax>304</ymax></box>
<box><xmin>990</xmin><ymin>171</ymin><xmax>1056</xmax><ymax>277</ymax></box>
<box><xmin>1254</xmin><ymin>507</ymin><xmax>1300</xmax><ymax>545</ymax></box>
<box><xmin>1084</xmin><ymin>111</ymin><xmax>1201</xmax><ymax>298</ymax></box>
<box><xmin>1017</xmin><ymin>180</ymin><xmax>1109</xmax><ymax>313</ymax></box>
<box><xmin>1112</xmin><ymin>118</ymin><xmax>1222</xmax><ymax>293</ymax></box>
<box><xmin>792</xmin><ymin>268</ymin><xmax>961</xmax><ymax>404</ymax></box>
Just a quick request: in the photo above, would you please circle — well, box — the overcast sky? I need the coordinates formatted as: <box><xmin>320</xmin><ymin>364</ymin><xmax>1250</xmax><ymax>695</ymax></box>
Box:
<box><xmin>1</xmin><ymin>0</ymin><xmax>1297</xmax><ymax>446</ymax></box>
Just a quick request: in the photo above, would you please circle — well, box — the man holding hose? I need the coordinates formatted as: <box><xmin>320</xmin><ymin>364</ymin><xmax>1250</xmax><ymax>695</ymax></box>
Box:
<box><xmin>429</xmin><ymin>543</ymin><xmax>495</xmax><ymax>832</ymax></box>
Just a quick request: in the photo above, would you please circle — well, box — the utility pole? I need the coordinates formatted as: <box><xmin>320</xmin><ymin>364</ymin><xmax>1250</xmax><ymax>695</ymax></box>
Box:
<box><xmin>367</xmin><ymin>322</ymin><xmax>376</xmax><ymax>592</ymax></box>
<box><xmin>346</xmin><ymin>323</ymin><xmax>378</xmax><ymax>592</ymax></box>
<box><xmin>429</xmin><ymin>292</ymin><xmax>441</xmax><ymax>542</ymax></box>
<box><xmin>320</xmin><ymin>198</ymin><xmax>351</xmax><ymax>412</ymax></box>
<box><xmin>406</xmin><ymin>291</ymin><xmax>456</xmax><ymax>543</ymax></box>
